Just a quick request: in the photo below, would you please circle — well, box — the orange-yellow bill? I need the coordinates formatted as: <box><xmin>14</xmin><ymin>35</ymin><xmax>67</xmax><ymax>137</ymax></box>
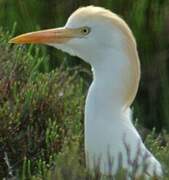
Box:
<box><xmin>9</xmin><ymin>27</ymin><xmax>80</xmax><ymax>44</ymax></box>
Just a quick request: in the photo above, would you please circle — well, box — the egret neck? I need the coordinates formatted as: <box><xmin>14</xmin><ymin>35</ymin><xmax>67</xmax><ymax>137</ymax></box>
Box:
<box><xmin>84</xmin><ymin>46</ymin><xmax>141</xmax><ymax>173</ymax></box>
<box><xmin>86</xmin><ymin>48</ymin><xmax>139</xmax><ymax>116</ymax></box>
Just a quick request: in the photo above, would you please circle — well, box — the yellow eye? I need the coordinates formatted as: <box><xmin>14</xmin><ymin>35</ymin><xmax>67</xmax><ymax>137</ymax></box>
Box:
<box><xmin>81</xmin><ymin>27</ymin><xmax>91</xmax><ymax>35</ymax></box>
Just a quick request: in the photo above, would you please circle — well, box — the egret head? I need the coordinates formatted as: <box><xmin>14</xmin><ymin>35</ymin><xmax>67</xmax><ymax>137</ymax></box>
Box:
<box><xmin>9</xmin><ymin>6</ymin><xmax>137</xmax><ymax>65</ymax></box>
<box><xmin>10</xmin><ymin>5</ymin><xmax>141</xmax><ymax>108</ymax></box>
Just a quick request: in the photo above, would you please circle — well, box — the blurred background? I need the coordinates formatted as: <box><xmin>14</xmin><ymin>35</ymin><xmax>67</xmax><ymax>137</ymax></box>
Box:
<box><xmin>0</xmin><ymin>0</ymin><xmax>169</xmax><ymax>131</ymax></box>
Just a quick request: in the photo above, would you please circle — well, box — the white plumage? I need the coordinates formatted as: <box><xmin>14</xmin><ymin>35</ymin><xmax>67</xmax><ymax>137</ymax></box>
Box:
<box><xmin>10</xmin><ymin>5</ymin><xmax>162</xmax><ymax>178</ymax></box>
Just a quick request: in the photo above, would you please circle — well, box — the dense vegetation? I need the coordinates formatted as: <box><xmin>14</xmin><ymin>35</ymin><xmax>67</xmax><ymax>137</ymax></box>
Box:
<box><xmin>0</xmin><ymin>0</ymin><xmax>169</xmax><ymax>179</ymax></box>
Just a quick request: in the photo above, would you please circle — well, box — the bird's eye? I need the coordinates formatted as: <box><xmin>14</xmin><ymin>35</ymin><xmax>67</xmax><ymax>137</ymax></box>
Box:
<box><xmin>81</xmin><ymin>27</ymin><xmax>91</xmax><ymax>35</ymax></box>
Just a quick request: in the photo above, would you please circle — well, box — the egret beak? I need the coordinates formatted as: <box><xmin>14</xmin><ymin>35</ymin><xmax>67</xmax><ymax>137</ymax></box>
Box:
<box><xmin>9</xmin><ymin>27</ymin><xmax>79</xmax><ymax>44</ymax></box>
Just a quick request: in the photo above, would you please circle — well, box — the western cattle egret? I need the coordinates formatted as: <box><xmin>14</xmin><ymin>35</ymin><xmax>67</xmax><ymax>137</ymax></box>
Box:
<box><xmin>10</xmin><ymin>6</ymin><xmax>162</xmax><ymax>178</ymax></box>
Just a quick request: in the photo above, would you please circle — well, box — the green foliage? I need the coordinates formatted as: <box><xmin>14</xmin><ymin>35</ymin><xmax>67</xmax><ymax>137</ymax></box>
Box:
<box><xmin>0</xmin><ymin>31</ymin><xmax>85</xmax><ymax>178</ymax></box>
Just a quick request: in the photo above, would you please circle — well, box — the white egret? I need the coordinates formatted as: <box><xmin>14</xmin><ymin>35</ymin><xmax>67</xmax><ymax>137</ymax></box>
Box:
<box><xmin>10</xmin><ymin>6</ymin><xmax>162</xmax><ymax>178</ymax></box>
